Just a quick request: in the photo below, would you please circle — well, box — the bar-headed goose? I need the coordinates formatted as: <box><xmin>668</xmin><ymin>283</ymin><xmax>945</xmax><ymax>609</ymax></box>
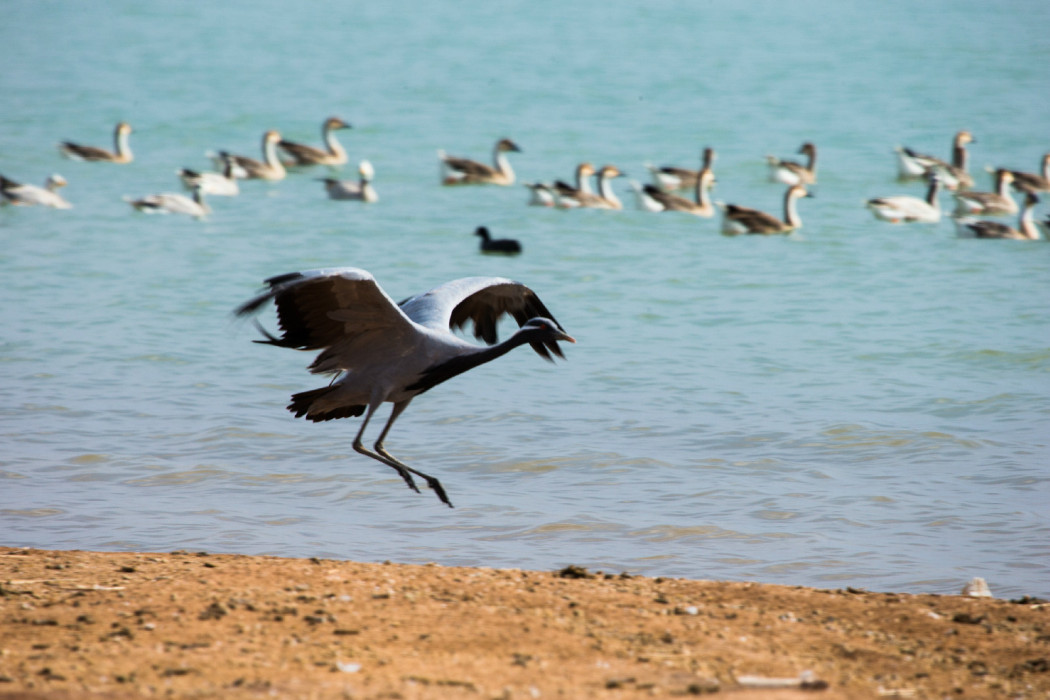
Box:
<box><xmin>1003</xmin><ymin>153</ymin><xmax>1050</xmax><ymax>194</ymax></box>
<box><xmin>278</xmin><ymin>117</ymin><xmax>351</xmax><ymax>167</ymax></box>
<box><xmin>952</xmin><ymin>169</ymin><xmax>1017</xmax><ymax>216</ymax></box>
<box><xmin>718</xmin><ymin>184</ymin><xmax>812</xmax><ymax>235</ymax></box>
<box><xmin>439</xmin><ymin>138</ymin><xmax>521</xmax><ymax>185</ymax></box>
<box><xmin>766</xmin><ymin>142</ymin><xmax>817</xmax><ymax>186</ymax></box>
<box><xmin>125</xmin><ymin>185</ymin><xmax>210</xmax><ymax>218</ymax></box>
<box><xmin>1</xmin><ymin>174</ymin><xmax>73</xmax><ymax>209</ymax></box>
<box><xmin>319</xmin><ymin>160</ymin><xmax>378</xmax><ymax>202</ymax></box>
<box><xmin>524</xmin><ymin>182</ymin><xmax>556</xmax><ymax>207</ymax></box>
<box><xmin>216</xmin><ymin>130</ymin><xmax>286</xmax><ymax>181</ymax></box>
<box><xmin>58</xmin><ymin>122</ymin><xmax>133</xmax><ymax>163</ymax></box>
<box><xmin>866</xmin><ymin>174</ymin><xmax>941</xmax><ymax>224</ymax></box>
<box><xmin>570</xmin><ymin>164</ymin><xmax>624</xmax><ymax>210</ymax></box>
<box><xmin>177</xmin><ymin>155</ymin><xmax>239</xmax><ymax>197</ymax></box>
<box><xmin>636</xmin><ymin>168</ymin><xmax>716</xmax><ymax>217</ymax></box>
<box><xmin>646</xmin><ymin>147</ymin><xmax>716</xmax><ymax>191</ymax></box>
<box><xmin>552</xmin><ymin>162</ymin><xmax>596</xmax><ymax>208</ymax></box>
<box><xmin>954</xmin><ymin>193</ymin><xmax>1040</xmax><ymax>240</ymax></box>
<box><xmin>896</xmin><ymin>130</ymin><xmax>974</xmax><ymax>189</ymax></box>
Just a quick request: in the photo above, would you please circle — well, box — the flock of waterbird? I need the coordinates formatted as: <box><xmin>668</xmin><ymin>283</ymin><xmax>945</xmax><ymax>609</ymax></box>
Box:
<box><xmin>3</xmin><ymin>120</ymin><xmax>1047</xmax><ymax>241</ymax></box>
<box><xmin>4</xmin><ymin>120</ymin><xmax>1047</xmax><ymax>505</ymax></box>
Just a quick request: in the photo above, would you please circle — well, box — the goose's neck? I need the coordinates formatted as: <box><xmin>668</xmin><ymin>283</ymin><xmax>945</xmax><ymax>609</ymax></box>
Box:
<box><xmin>995</xmin><ymin>173</ymin><xmax>1012</xmax><ymax>198</ymax></box>
<box><xmin>323</xmin><ymin>127</ymin><xmax>346</xmax><ymax>159</ymax></box>
<box><xmin>576</xmin><ymin>169</ymin><xmax>593</xmax><ymax>194</ymax></box>
<box><xmin>494</xmin><ymin>149</ymin><xmax>515</xmax><ymax>181</ymax></box>
<box><xmin>805</xmin><ymin>148</ymin><xmax>817</xmax><ymax>174</ymax></box>
<box><xmin>262</xmin><ymin>138</ymin><xmax>285</xmax><ymax>173</ymax></box>
<box><xmin>925</xmin><ymin>178</ymin><xmax>941</xmax><ymax>207</ymax></box>
<box><xmin>783</xmin><ymin>191</ymin><xmax>803</xmax><ymax>228</ymax></box>
<box><xmin>694</xmin><ymin>171</ymin><xmax>712</xmax><ymax>208</ymax></box>
<box><xmin>1019</xmin><ymin>200</ymin><xmax>1039</xmax><ymax>240</ymax></box>
<box><xmin>1042</xmin><ymin>156</ymin><xmax>1050</xmax><ymax>181</ymax></box>
<box><xmin>597</xmin><ymin>174</ymin><xmax>621</xmax><ymax>208</ymax></box>
<box><xmin>951</xmin><ymin>141</ymin><xmax>969</xmax><ymax>170</ymax></box>
<box><xmin>115</xmin><ymin>129</ymin><xmax>132</xmax><ymax>160</ymax></box>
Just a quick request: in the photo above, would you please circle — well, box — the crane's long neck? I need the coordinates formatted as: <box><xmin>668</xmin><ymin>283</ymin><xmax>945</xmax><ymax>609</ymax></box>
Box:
<box><xmin>408</xmin><ymin>331</ymin><xmax>535</xmax><ymax>395</ymax></box>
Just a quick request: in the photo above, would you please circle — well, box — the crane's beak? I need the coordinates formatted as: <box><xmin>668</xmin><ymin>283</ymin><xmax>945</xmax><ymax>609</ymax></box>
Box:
<box><xmin>558</xmin><ymin>331</ymin><xmax>577</xmax><ymax>344</ymax></box>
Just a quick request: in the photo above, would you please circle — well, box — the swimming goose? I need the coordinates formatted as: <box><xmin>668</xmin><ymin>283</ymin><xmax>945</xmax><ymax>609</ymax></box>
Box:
<box><xmin>58</xmin><ymin>122</ymin><xmax>133</xmax><ymax>163</ymax></box>
<box><xmin>571</xmin><ymin>164</ymin><xmax>624</xmax><ymax>210</ymax></box>
<box><xmin>766</xmin><ymin>142</ymin><xmax>817</xmax><ymax>186</ymax></box>
<box><xmin>524</xmin><ymin>182</ymin><xmax>556</xmax><ymax>207</ymax></box>
<box><xmin>719</xmin><ymin>184</ymin><xmax>812</xmax><ymax>235</ymax></box>
<box><xmin>636</xmin><ymin>168</ymin><xmax>717</xmax><ymax>217</ymax></box>
<box><xmin>438</xmin><ymin>138</ymin><xmax>521</xmax><ymax>185</ymax></box>
<box><xmin>552</xmin><ymin>162</ymin><xmax>597</xmax><ymax>208</ymax></box>
<box><xmin>896</xmin><ymin>131</ymin><xmax>974</xmax><ymax>189</ymax></box>
<box><xmin>177</xmin><ymin>156</ymin><xmax>239</xmax><ymax>197</ymax></box>
<box><xmin>216</xmin><ymin>130</ymin><xmax>286</xmax><ymax>181</ymax></box>
<box><xmin>125</xmin><ymin>185</ymin><xmax>210</xmax><ymax>218</ymax></box>
<box><xmin>474</xmin><ymin>226</ymin><xmax>522</xmax><ymax>254</ymax></box>
<box><xmin>954</xmin><ymin>193</ymin><xmax>1040</xmax><ymax>240</ymax></box>
<box><xmin>1003</xmin><ymin>153</ymin><xmax>1050</xmax><ymax>194</ymax></box>
<box><xmin>866</xmin><ymin>174</ymin><xmax>942</xmax><ymax>223</ymax></box>
<box><xmin>646</xmin><ymin>147</ymin><xmax>716</xmax><ymax>191</ymax></box>
<box><xmin>952</xmin><ymin>169</ymin><xmax>1017</xmax><ymax>216</ymax></box>
<box><xmin>0</xmin><ymin>174</ymin><xmax>73</xmax><ymax>209</ymax></box>
<box><xmin>1037</xmin><ymin>214</ymin><xmax>1050</xmax><ymax>240</ymax></box>
<box><xmin>278</xmin><ymin>116</ymin><xmax>351</xmax><ymax>167</ymax></box>
<box><xmin>319</xmin><ymin>160</ymin><xmax>378</xmax><ymax>202</ymax></box>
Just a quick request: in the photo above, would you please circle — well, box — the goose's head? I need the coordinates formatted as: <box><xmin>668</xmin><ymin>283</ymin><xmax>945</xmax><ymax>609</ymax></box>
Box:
<box><xmin>496</xmin><ymin>138</ymin><xmax>522</xmax><ymax>153</ymax></box>
<box><xmin>325</xmin><ymin>117</ymin><xmax>351</xmax><ymax>131</ymax></box>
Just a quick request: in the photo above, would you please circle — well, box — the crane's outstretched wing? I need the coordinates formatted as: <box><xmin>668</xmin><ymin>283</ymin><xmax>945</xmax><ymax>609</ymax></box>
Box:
<box><xmin>235</xmin><ymin>268</ymin><xmax>417</xmax><ymax>374</ymax></box>
<box><xmin>400</xmin><ymin>277</ymin><xmax>570</xmax><ymax>361</ymax></box>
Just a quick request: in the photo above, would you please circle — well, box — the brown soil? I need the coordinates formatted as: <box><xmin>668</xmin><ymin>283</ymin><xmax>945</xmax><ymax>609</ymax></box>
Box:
<box><xmin>1</xmin><ymin>547</ymin><xmax>1047</xmax><ymax>699</ymax></box>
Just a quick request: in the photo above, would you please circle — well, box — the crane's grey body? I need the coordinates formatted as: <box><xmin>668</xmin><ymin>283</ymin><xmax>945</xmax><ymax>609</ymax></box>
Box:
<box><xmin>236</xmin><ymin>268</ymin><xmax>574</xmax><ymax>507</ymax></box>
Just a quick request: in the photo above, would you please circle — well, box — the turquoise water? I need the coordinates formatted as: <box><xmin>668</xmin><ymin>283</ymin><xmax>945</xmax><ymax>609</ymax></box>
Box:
<box><xmin>2</xmin><ymin>1</ymin><xmax>1049</xmax><ymax>598</ymax></box>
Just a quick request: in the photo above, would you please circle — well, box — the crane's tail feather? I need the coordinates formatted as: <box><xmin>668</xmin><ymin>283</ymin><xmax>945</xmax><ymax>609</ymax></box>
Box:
<box><xmin>288</xmin><ymin>387</ymin><xmax>365</xmax><ymax>422</ymax></box>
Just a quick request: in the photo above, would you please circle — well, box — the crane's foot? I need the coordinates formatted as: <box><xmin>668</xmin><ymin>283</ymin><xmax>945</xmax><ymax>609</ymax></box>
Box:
<box><xmin>392</xmin><ymin>467</ymin><xmax>421</xmax><ymax>494</ymax></box>
<box><xmin>424</xmin><ymin>476</ymin><xmax>454</xmax><ymax>508</ymax></box>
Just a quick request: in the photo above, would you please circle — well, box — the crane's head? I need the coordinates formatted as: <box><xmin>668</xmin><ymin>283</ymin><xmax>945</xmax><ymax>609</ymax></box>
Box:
<box><xmin>519</xmin><ymin>317</ymin><xmax>576</xmax><ymax>361</ymax></box>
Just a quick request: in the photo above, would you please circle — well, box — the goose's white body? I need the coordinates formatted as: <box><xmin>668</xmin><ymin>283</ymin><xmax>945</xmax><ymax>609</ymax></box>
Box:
<box><xmin>125</xmin><ymin>186</ymin><xmax>209</xmax><ymax>218</ymax></box>
<box><xmin>278</xmin><ymin>117</ymin><xmax>351</xmax><ymax>166</ymax></box>
<box><xmin>59</xmin><ymin>122</ymin><xmax>133</xmax><ymax>163</ymax></box>
<box><xmin>0</xmin><ymin>174</ymin><xmax>72</xmax><ymax>209</ymax></box>
<box><xmin>320</xmin><ymin>161</ymin><xmax>377</xmax><ymax>202</ymax></box>
<box><xmin>954</xmin><ymin>193</ymin><xmax>1040</xmax><ymax>240</ymax></box>
<box><xmin>866</xmin><ymin>175</ymin><xmax>942</xmax><ymax>223</ymax></box>
<box><xmin>719</xmin><ymin>184</ymin><xmax>811</xmax><ymax>235</ymax></box>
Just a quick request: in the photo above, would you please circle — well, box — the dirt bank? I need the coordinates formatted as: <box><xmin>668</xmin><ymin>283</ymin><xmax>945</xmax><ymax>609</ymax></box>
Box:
<box><xmin>1</xmin><ymin>547</ymin><xmax>1047</xmax><ymax>698</ymax></box>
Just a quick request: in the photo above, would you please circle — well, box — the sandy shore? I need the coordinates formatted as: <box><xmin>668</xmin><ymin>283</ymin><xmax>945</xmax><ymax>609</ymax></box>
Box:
<box><xmin>1</xmin><ymin>547</ymin><xmax>1047</xmax><ymax>699</ymax></box>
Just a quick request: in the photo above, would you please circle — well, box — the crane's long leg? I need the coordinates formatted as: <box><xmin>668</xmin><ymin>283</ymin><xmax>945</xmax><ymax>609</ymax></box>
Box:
<box><xmin>374</xmin><ymin>401</ymin><xmax>453</xmax><ymax>508</ymax></box>
<box><xmin>352</xmin><ymin>402</ymin><xmax>420</xmax><ymax>495</ymax></box>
